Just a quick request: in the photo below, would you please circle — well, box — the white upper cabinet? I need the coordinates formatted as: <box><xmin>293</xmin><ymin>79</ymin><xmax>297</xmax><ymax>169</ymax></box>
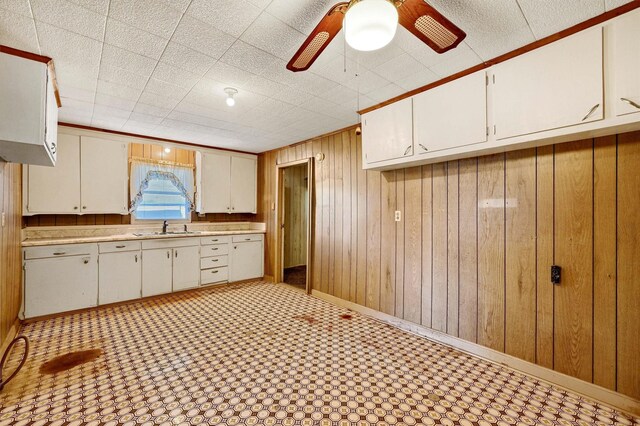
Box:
<box><xmin>230</xmin><ymin>156</ymin><xmax>257</xmax><ymax>214</ymax></box>
<box><xmin>362</xmin><ymin>97</ymin><xmax>413</xmax><ymax>164</ymax></box>
<box><xmin>413</xmin><ymin>71</ymin><xmax>487</xmax><ymax>155</ymax></box>
<box><xmin>0</xmin><ymin>52</ymin><xmax>58</xmax><ymax>166</ymax></box>
<box><xmin>27</xmin><ymin>133</ymin><xmax>80</xmax><ymax>214</ymax></box>
<box><xmin>24</xmin><ymin>133</ymin><xmax>129</xmax><ymax>215</ymax></box>
<box><xmin>196</xmin><ymin>151</ymin><xmax>257</xmax><ymax>214</ymax></box>
<box><xmin>493</xmin><ymin>27</ymin><xmax>604</xmax><ymax>140</ymax></box>
<box><xmin>80</xmin><ymin>137</ymin><xmax>128</xmax><ymax>214</ymax></box>
<box><xmin>613</xmin><ymin>9</ymin><xmax>640</xmax><ymax>117</ymax></box>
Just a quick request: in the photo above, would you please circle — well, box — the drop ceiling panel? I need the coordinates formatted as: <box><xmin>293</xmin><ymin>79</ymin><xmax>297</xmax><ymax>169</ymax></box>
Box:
<box><xmin>1</xmin><ymin>0</ymin><xmax>628</xmax><ymax>152</ymax></box>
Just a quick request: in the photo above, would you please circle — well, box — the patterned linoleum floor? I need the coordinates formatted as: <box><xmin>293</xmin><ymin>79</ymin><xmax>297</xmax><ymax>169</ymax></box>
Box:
<box><xmin>0</xmin><ymin>281</ymin><xmax>638</xmax><ymax>425</ymax></box>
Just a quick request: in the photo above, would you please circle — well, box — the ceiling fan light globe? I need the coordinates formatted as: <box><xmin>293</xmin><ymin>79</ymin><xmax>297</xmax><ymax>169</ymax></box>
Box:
<box><xmin>345</xmin><ymin>0</ymin><xmax>399</xmax><ymax>52</ymax></box>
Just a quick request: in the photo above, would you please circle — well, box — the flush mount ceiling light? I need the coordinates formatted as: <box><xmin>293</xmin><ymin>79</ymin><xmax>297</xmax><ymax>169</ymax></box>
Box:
<box><xmin>286</xmin><ymin>0</ymin><xmax>466</xmax><ymax>72</ymax></box>
<box><xmin>164</xmin><ymin>147</ymin><xmax>171</xmax><ymax>153</ymax></box>
<box><xmin>344</xmin><ymin>0</ymin><xmax>398</xmax><ymax>52</ymax></box>
<box><xmin>224</xmin><ymin>87</ymin><xmax>238</xmax><ymax>107</ymax></box>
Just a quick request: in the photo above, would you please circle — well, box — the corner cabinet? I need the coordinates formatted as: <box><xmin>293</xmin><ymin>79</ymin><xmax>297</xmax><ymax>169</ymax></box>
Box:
<box><xmin>0</xmin><ymin>51</ymin><xmax>58</xmax><ymax>166</ymax></box>
<box><xmin>196</xmin><ymin>152</ymin><xmax>257</xmax><ymax>214</ymax></box>
<box><xmin>362</xmin><ymin>97</ymin><xmax>413</xmax><ymax>166</ymax></box>
<box><xmin>492</xmin><ymin>26</ymin><xmax>603</xmax><ymax>139</ymax></box>
<box><xmin>24</xmin><ymin>134</ymin><xmax>128</xmax><ymax>215</ymax></box>
<box><xmin>613</xmin><ymin>9</ymin><xmax>640</xmax><ymax>117</ymax></box>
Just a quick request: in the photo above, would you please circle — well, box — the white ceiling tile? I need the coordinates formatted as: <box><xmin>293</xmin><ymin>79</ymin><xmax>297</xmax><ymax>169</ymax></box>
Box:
<box><xmin>606</xmin><ymin>0</ymin><xmax>633</xmax><ymax>11</ymax></box>
<box><xmin>271</xmin><ymin>86</ymin><xmax>312</xmax><ymax>106</ymax></box>
<box><xmin>121</xmin><ymin>120</ymin><xmax>158</xmax><ymax>133</ymax></box>
<box><xmin>318</xmin><ymin>84</ymin><xmax>358</xmax><ymax>106</ymax></box>
<box><xmin>109</xmin><ymin>0</ymin><xmax>182</xmax><ymax>39</ymax></box>
<box><xmin>0</xmin><ymin>0</ymin><xmax>32</xmax><ymax>17</ymax></box>
<box><xmin>93</xmin><ymin>103</ymin><xmax>132</xmax><ymax>118</ymax></box>
<box><xmin>138</xmin><ymin>90</ymin><xmax>181</xmax><ymax>109</ymax></box>
<box><xmin>290</xmin><ymin>72</ymin><xmax>338</xmax><ymax>96</ymax></box>
<box><xmin>265</xmin><ymin>0</ymin><xmax>335</xmax><ymax>34</ymax></box>
<box><xmin>171</xmin><ymin>15</ymin><xmax>236</xmax><ymax>59</ymax></box>
<box><xmin>101</xmin><ymin>44</ymin><xmax>157</xmax><ymax>77</ymax></box>
<box><xmin>160</xmin><ymin>41</ymin><xmax>217</xmax><ymax>75</ymax></box>
<box><xmin>427</xmin><ymin>0</ymin><xmax>535</xmax><ymax>60</ymax></box>
<box><xmin>151</xmin><ymin>62</ymin><xmax>202</xmax><ymax>90</ymax></box>
<box><xmin>375</xmin><ymin>53</ymin><xmax>427</xmax><ymax>81</ymax></box>
<box><xmin>58</xmin><ymin>84</ymin><xmax>95</xmax><ymax>103</ymax></box>
<box><xmin>0</xmin><ymin>9</ymin><xmax>39</xmax><ymax>53</ymax></box>
<box><xmin>238</xmin><ymin>75</ymin><xmax>289</xmax><ymax>97</ymax></box>
<box><xmin>166</xmin><ymin>110</ymin><xmax>231</xmax><ymax>130</ymax></box>
<box><xmin>58</xmin><ymin>106</ymin><xmax>93</xmax><ymax>123</ymax></box>
<box><xmin>241</xmin><ymin>13</ymin><xmax>306</xmax><ymax>61</ymax></box>
<box><xmin>133</xmin><ymin>102</ymin><xmax>172</xmax><ymax>118</ymax></box>
<box><xmin>220</xmin><ymin>40</ymin><xmax>279</xmax><ymax>75</ymax></box>
<box><xmin>145</xmin><ymin>77</ymin><xmax>190</xmax><ymax>100</ymax></box>
<box><xmin>129</xmin><ymin>111</ymin><xmax>165</xmax><ymax>124</ymax></box>
<box><xmin>205</xmin><ymin>61</ymin><xmax>256</xmax><ymax>87</ymax></box>
<box><xmin>104</xmin><ymin>18</ymin><xmax>167</xmax><ymax>59</ymax></box>
<box><xmin>36</xmin><ymin>21</ymin><xmax>102</xmax><ymax>73</ymax></box>
<box><xmin>94</xmin><ymin>92</ymin><xmax>137</xmax><ymax>110</ymax></box>
<box><xmin>186</xmin><ymin>0</ymin><xmax>262</xmax><ymax>38</ymax></box>
<box><xmin>157</xmin><ymin>0</ymin><xmax>191</xmax><ymax>13</ymax></box>
<box><xmin>366</xmin><ymin>83</ymin><xmax>405</xmax><ymax>103</ymax></box>
<box><xmin>91</xmin><ymin>117</ymin><xmax>128</xmax><ymax>129</ymax></box>
<box><xmin>99</xmin><ymin>63</ymin><xmax>149</xmax><ymax>90</ymax></box>
<box><xmin>66</xmin><ymin>0</ymin><xmax>110</xmax><ymax>15</ymax></box>
<box><xmin>396</xmin><ymin>69</ymin><xmax>440</xmax><ymax>91</ymax></box>
<box><xmin>254</xmin><ymin>98</ymin><xmax>295</xmax><ymax>115</ymax></box>
<box><xmin>352</xmin><ymin>42</ymin><xmax>405</xmax><ymax>69</ymax></box>
<box><xmin>96</xmin><ymin>79</ymin><xmax>143</xmax><ymax>101</ymax></box>
<box><xmin>518</xmin><ymin>0</ymin><xmax>604</xmax><ymax>39</ymax></box>
<box><xmin>30</xmin><ymin>0</ymin><xmax>106</xmax><ymax>41</ymax></box>
<box><xmin>311</xmin><ymin>55</ymin><xmax>359</xmax><ymax>85</ymax></box>
<box><xmin>428</xmin><ymin>43</ymin><xmax>482</xmax><ymax>77</ymax></box>
<box><xmin>343</xmin><ymin>71</ymin><xmax>390</xmax><ymax>94</ymax></box>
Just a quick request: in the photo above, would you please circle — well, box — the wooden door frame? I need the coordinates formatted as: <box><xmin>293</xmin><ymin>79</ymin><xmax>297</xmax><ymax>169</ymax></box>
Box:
<box><xmin>275</xmin><ymin>158</ymin><xmax>314</xmax><ymax>293</ymax></box>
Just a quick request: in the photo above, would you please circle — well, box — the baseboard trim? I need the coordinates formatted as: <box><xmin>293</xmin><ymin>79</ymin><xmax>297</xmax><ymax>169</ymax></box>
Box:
<box><xmin>0</xmin><ymin>319</ymin><xmax>22</xmax><ymax>356</ymax></box>
<box><xmin>311</xmin><ymin>289</ymin><xmax>640</xmax><ymax>417</ymax></box>
<box><xmin>264</xmin><ymin>275</ymin><xmax>275</xmax><ymax>283</ymax></box>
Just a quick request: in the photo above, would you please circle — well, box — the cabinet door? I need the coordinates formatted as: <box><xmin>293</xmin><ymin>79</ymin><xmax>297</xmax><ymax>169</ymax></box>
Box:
<box><xmin>613</xmin><ymin>9</ymin><xmax>640</xmax><ymax>117</ymax></box>
<box><xmin>230</xmin><ymin>241</ymin><xmax>264</xmax><ymax>282</ymax></box>
<box><xmin>414</xmin><ymin>71</ymin><xmax>487</xmax><ymax>154</ymax></box>
<box><xmin>493</xmin><ymin>26</ymin><xmax>603</xmax><ymax>139</ymax></box>
<box><xmin>99</xmin><ymin>251</ymin><xmax>141</xmax><ymax>305</ymax></box>
<box><xmin>362</xmin><ymin>97</ymin><xmax>413</xmax><ymax>164</ymax></box>
<box><xmin>198</xmin><ymin>152</ymin><xmax>231</xmax><ymax>213</ymax></box>
<box><xmin>172</xmin><ymin>245</ymin><xmax>200</xmax><ymax>291</ymax></box>
<box><xmin>24</xmin><ymin>255</ymin><xmax>98</xmax><ymax>318</ymax></box>
<box><xmin>142</xmin><ymin>248</ymin><xmax>173</xmax><ymax>297</ymax></box>
<box><xmin>27</xmin><ymin>133</ymin><xmax>80</xmax><ymax>214</ymax></box>
<box><xmin>230</xmin><ymin>156</ymin><xmax>257</xmax><ymax>213</ymax></box>
<box><xmin>80</xmin><ymin>137</ymin><xmax>128</xmax><ymax>214</ymax></box>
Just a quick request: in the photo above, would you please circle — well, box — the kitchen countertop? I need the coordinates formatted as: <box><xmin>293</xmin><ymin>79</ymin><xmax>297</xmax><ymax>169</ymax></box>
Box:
<box><xmin>21</xmin><ymin>222</ymin><xmax>266</xmax><ymax>247</ymax></box>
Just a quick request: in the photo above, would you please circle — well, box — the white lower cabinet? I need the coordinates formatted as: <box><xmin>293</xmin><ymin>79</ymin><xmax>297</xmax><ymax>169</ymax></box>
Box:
<box><xmin>99</xmin><ymin>251</ymin><xmax>141</xmax><ymax>304</ymax></box>
<box><xmin>230</xmin><ymin>235</ymin><xmax>264</xmax><ymax>282</ymax></box>
<box><xmin>24</xmin><ymin>244</ymin><xmax>98</xmax><ymax>318</ymax></box>
<box><xmin>173</xmin><ymin>245</ymin><xmax>200</xmax><ymax>291</ymax></box>
<box><xmin>142</xmin><ymin>248</ymin><xmax>173</xmax><ymax>297</ymax></box>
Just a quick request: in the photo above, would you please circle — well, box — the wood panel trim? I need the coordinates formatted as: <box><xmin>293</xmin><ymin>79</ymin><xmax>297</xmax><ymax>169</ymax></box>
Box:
<box><xmin>0</xmin><ymin>45</ymin><xmax>62</xmax><ymax>108</ymax></box>
<box><xmin>311</xmin><ymin>289</ymin><xmax>640</xmax><ymax>417</ymax></box>
<box><xmin>358</xmin><ymin>2</ymin><xmax>640</xmax><ymax>115</ymax></box>
<box><xmin>58</xmin><ymin>123</ymin><xmax>256</xmax><ymax>155</ymax></box>
<box><xmin>263</xmin><ymin>125</ymin><xmax>359</xmax><ymax>155</ymax></box>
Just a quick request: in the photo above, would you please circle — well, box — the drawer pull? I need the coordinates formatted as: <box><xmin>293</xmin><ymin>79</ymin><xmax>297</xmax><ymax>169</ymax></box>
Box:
<box><xmin>212</xmin><ymin>259</ymin><xmax>218</xmax><ymax>262</ymax></box>
<box><xmin>245</xmin><ymin>238</ymin><xmax>251</xmax><ymax>241</ymax></box>
<box><xmin>212</xmin><ymin>248</ymin><xmax>218</xmax><ymax>251</ymax></box>
<box><xmin>211</xmin><ymin>270</ymin><xmax>218</xmax><ymax>274</ymax></box>
<box><xmin>53</xmin><ymin>252</ymin><xmax>66</xmax><ymax>256</ymax></box>
<box><xmin>116</xmin><ymin>245</ymin><xmax>126</xmax><ymax>249</ymax></box>
<box><xmin>621</xmin><ymin>97</ymin><xmax>640</xmax><ymax>110</ymax></box>
<box><xmin>211</xmin><ymin>239</ymin><xmax>218</xmax><ymax>242</ymax></box>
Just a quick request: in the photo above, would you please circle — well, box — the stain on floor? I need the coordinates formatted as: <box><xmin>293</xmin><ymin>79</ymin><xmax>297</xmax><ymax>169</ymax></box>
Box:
<box><xmin>0</xmin><ymin>281</ymin><xmax>638</xmax><ymax>425</ymax></box>
<box><xmin>39</xmin><ymin>349</ymin><xmax>102</xmax><ymax>375</ymax></box>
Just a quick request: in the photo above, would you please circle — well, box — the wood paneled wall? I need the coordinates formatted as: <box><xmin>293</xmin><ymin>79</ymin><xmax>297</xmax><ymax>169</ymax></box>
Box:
<box><xmin>24</xmin><ymin>142</ymin><xmax>258</xmax><ymax>226</ymax></box>
<box><xmin>283</xmin><ymin>164</ymin><xmax>308</xmax><ymax>268</ymax></box>
<box><xmin>258</xmin><ymin>128</ymin><xmax>640</xmax><ymax>401</ymax></box>
<box><xmin>0</xmin><ymin>162</ymin><xmax>22</xmax><ymax>350</ymax></box>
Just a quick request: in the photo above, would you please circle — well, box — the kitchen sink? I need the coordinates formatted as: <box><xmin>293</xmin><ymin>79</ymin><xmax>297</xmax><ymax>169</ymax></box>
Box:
<box><xmin>132</xmin><ymin>231</ymin><xmax>202</xmax><ymax>237</ymax></box>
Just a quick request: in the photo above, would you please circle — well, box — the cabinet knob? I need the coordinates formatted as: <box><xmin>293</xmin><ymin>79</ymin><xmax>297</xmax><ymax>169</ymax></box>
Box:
<box><xmin>82</xmin><ymin>206</ymin><xmax>87</xmax><ymax>209</ymax></box>
<box><xmin>73</xmin><ymin>206</ymin><xmax>78</xmax><ymax>210</ymax></box>
<box><xmin>82</xmin><ymin>258</ymin><xmax>90</xmax><ymax>264</ymax></box>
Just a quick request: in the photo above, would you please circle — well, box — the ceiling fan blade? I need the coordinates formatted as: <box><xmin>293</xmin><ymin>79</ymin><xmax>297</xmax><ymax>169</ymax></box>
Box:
<box><xmin>287</xmin><ymin>2</ymin><xmax>348</xmax><ymax>72</ymax></box>
<box><xmin>397</xmin><ymin>0</ymin><xmax>466</xmax><ymax>54</ymax></box>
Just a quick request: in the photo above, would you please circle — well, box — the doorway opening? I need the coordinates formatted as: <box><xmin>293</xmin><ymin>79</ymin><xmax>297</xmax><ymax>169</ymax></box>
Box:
<box><xmin>276</xmin><ymin>158</ymin><xmax>313</xmax><ymax>293</ymax></box>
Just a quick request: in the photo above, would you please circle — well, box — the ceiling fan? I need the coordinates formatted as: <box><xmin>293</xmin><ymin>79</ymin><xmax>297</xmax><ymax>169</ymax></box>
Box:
<box><xmin>287</xmin><ymin>0</ymin><xmax>466</xmax><ymax>72</ymax></box>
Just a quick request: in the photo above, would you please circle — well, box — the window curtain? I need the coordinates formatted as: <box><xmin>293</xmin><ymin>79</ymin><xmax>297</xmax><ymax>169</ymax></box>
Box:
<box><xmin>129</xmin><ymin>160</ymin><xmax>195</xmax><ymax>213</ymax></box>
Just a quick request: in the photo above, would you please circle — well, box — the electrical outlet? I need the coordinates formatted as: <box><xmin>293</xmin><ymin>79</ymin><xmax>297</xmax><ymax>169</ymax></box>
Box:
<box><xmin>394</xmin><ymin>211</ymin><xmax>401</xmax><ymax>222</ymax></box>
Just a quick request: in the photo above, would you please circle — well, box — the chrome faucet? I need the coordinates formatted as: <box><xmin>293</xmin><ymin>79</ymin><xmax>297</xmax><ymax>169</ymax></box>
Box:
<box><xmin>162</xmin><ymin>220</ymin><xmax>168</xmax><ymax>234</ymax></box>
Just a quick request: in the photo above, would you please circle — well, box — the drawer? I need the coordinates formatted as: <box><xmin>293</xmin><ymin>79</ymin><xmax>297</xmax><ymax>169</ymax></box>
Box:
<box><xmin>201</xmin><ymin>244</ymin><xmax>229</xmax><ymax>257</ymax></box>
<box><xmin>99</xmin><ymin>241</ymin><xmax>141</xmax><ymax>253</ymax></box>
<box><xmin>201</xmin><ymin>255</ymin><xmax>228</xmax><ymax>269</ymax></box>
<box><xmin>24</xmin><ymin>243</ymin><xmax>98</xmax><ymax>260</ymax></box>
<box><xmin>141</xmin><ymin>237</ymin><xmax>200</xmax><ymax>250</ymax></box>
<box><xmin>232</xmin><ymin>234</ymin><xmax>264</xmax><ymax>243</ymax></box>
<box><xmin>200</xmin><ymin>235</ymin><xmax>231</xmax><ymax>245</ymax></box>
<box><xmin>201</xmin><ymin>266</ymin><xmax>228</xmax><ymax>285</ymax></box>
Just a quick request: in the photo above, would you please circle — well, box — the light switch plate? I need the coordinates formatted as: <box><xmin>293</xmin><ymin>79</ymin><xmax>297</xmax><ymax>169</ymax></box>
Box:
<box><xmin>1</xmin><ymin>211</ymin><xmax>5</xmax><ymax>227</ymax></box>
<box><xmin>394</xmin><ymin>211</ymin><xmax>401</xmax><ymax>222</ymax></box>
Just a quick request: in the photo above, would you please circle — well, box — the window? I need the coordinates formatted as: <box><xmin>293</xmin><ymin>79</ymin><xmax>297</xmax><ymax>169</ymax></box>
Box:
<box><xmin>130</xmin><ymin>162</ymin><xmax>194</xmax><ymax>221</ymax></box>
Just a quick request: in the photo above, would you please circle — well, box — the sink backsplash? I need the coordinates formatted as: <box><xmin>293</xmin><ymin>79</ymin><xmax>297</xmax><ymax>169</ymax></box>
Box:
<box><xmin>22</xmin><ymin>222</ymin><xmax>266</xmax><ymax>241</ymax></box>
